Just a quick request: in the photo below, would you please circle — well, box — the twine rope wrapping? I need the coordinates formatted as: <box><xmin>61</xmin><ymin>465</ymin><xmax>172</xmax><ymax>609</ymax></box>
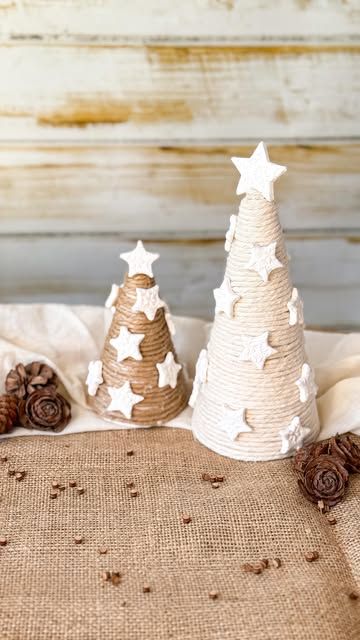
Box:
<box><xmin>192</xmin><ymin>190</ymin><xmax>320</xmax><ymax>461</ymax></box>
<box><xmin>91</xmin><ymin>273</ymin><xmax>188</xmax><ymax>425</ymax></box>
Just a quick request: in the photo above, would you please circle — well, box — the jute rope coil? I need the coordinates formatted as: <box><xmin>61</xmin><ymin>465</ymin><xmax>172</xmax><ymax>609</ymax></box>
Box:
<box><xmin>192</xmin><ymin>189</ymin><xmax>320</xmax><ymax>461</ymax></box>
<box><xmin>91</xmin><ymin>273</ymin><xmax>188</xmax><ymax>425</ymax></box>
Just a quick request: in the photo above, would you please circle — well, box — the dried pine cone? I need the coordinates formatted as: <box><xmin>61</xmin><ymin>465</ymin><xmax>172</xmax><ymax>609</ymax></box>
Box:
<box><xmin>293</xmin><ymin>440</ymin><xmax>330</xmax><ymax>475</ymax></box>
<box><xmin>329</xmin><ymin>435</ymin><xmax>360</xmax><ymax>474</ymax></box>
<box><xmin>0</xmin><ymin>394</ymin><xmax>19</xmax><ymax>434</ymax></box>
<box><xmin>18</xmin><ymin>389</ymin><xmax>71</xmax><ymax>433</ymax></box>
<box><xmin>6</xmin><ymin>362</ymin><xmax>58</xmax><ymax>399</ymax></box>
<box><xmin>298</xmin><ymin>454</ymin><xmax>349</xmax><ymax>507</ymax></box>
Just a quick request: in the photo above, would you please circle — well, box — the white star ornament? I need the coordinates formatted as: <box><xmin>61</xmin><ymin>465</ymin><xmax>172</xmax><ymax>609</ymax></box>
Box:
<box><xmin>213</xmin><ymin>276</ymin><xmax>241</xmax><ymax>318</ymax></box>
<box><xmin>86</xmin><ymin>360</ymin><xmax>103</xmax><ymax>396</ymax></box>
<box><xmin>225</xmin><ymin>215</ymin><xmax>237</xmax><ymax>252</ymax></box>
<box><xmin>109</xmin><ymin>326</ymin><xmax>144</xmax><ymax>362</ymax></box>
<box><xmin>231</xmin><ymin>141</ymin><xmax>287</xmax><ymax>201</ymax></box>
<box><xmin>188</xmin><ymin>349</ymin><xmax>209</xmax><ymax>408</ymax></box>
<box><xmin>279</xmin><ymin>416</ymin><xmax>310</xmax><ymax>455</ymax></box>
<box><xmin>238</xmin><ymin>331</ymin><xmax>276</xmax><ymax>370</ymax></box>
<box><xmin>287</xmin><ymin>288</ymin><xmax>304</xmax><ymax>326</ymax></box>
<box><xmin>245</xmin><ymin>242</ymin><xmax>283</xmax><ymax>282</ymax></box>
<box><xmin>132</xmin><ymin>285</ymin><xmax>165</xmax><ymax>321</ymax></box>
<box><xmin>105</xmin><ymin>284</ymin><xmax>120</xmax><ymax>312</ymax></box>
<box><xmin>219</xmin><ymin>406</ymin><xmax>252</xmax><ymax>441</ymax></box>
<box><xmin>156</xmin><ymin>352</ymin><xmax>182</xmax><ymax>389</ymax></box>
<box><xmin>106</xmin><ymin>382</ymin><xmax>144</xmax><ymax>419</ymax></box>
<box><xmin>296</xmin><ymin>363</ymin><xmax>318</xmax><ymax>403</ymax></box>
<box><xmin>120</xmin><ymin>240</ymin><xmax>159</xmax><ymax>277</ymax></box>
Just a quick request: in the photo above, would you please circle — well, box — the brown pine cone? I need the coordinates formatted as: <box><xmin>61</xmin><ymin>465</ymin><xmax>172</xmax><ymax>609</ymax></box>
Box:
<box><xmin>293</xmin><ymin>440</ymin><xmax>330</xmax><ymax>475</ymax></box>
<box><xmin>0</xmin><ymin>394</ymin><xmax>19</xmax><ymax>434</ymax></box>
<box><xmin>18</xmin><ymin>389</ymin><xmax>71</xmax><ymax>433</ymax></box>
<box><xmin>5</xmin><ymin>362</ymin><xmax>58</xmax><ymax>399</ymax></box>
<box><xmin>298</xmin><ymin>454</ymin><xmax>349</xmax><ymax>507</ymax></box>
<box><xmin>329</xmin><ymin>434</ymin><xmax>360</xmax><ymax>474</ymax></box>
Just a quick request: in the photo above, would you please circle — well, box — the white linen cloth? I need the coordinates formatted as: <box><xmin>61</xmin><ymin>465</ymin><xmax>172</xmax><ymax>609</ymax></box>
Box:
<box><xmin>0</xmin><ymin>304</ymin><xmax>359</xmax><ymax>440</ymax></box>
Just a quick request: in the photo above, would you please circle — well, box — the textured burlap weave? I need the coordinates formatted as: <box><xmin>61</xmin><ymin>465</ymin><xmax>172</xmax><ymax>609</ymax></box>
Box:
<box><xmin>0</xmin><ymin>429</ymin><xmax>359</xmax><ymax>640</ymax></box>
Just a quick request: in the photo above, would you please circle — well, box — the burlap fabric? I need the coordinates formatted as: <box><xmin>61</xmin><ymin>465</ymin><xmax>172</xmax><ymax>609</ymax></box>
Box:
<box><xmin>0</xmin><ymin>429</ymin><xmax>359</xmax><ymax>640</ymax></box>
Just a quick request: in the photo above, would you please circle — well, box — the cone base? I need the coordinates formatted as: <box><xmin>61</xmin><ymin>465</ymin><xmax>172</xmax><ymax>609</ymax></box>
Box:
<box><xmin>90</xmin><ymin>391</ymin><xmax>189</xmax><ymax>427</ymax></box>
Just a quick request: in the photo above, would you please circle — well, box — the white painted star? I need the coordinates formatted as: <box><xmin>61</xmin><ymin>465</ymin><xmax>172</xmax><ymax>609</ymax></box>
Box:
<box><xmin>225</xmin><ymin>214</ymin><xmax>237</xmax><ymax>252</ymax></box>
<box><xmin>105</xmin><ymin>283</ymin><xmax>120</xmax><ymax>310</ymax></box>
<box><xmin>287</xmin><ymin>287</ymin><xmax>304</xmax><ymax>326</ymax></box>
<box><xmin>219</xmin><ymin>406</ymin><xmax>252</xmax><ymax>441</ymax></box>
<box><xmin>296</xmin><ymin>363</ymin><xmax>318</xmax><ymax>403</ymax></box>
<box><xmin>120</xmin><ymin>240</ymin><xmax>159</xmax><ymax>278</ymax></box>
<box><xmin>279</xmin><ymin>416</ymin><xmax>310</xmax><ymax>455</ymax></box>
<box><xmin>156</xmin><ymin>352</ymin><xmax>182</xmax><ymax>389</ymax></box>
<box><xmin>231</xmin><ymin>141</ymin><xmax>287</xmax><ymax>201</ymax></box>
<box><xmin>214</xmin><ymin>276</ymin><xmax>241</xmax><ymax>318</ymax></box>
<box><xmin>109</xmin><ymin>326</ymin><xmax>144</xmax><ymax>362</ymax></box>
<box><xmin>132</xmin><ymin>284</ymin><xmax>165</xmax><ymax>321</ymax></box>
<box><xmin>86</xmin><ymin>360</ymin><xmax>103</xmax><ymax>397</ymax></box>
<box><xmin>106</xmin><ymin>382</ymin><xmax>144</xmax><ymax>419</ymax></box>
<box><xmin>238</xmin><ymin>331</ymin><xmax>276</xmax><ymax>370</ymax></box>
<box><xmin>188</xmin><ymin>348</ymin><xmax>209</xmax><ymax>408</ymax></box>
<box><xmin>245</xmin><ymin>242</ymin><xmax>283</xmax><ymax>282</ymax></box>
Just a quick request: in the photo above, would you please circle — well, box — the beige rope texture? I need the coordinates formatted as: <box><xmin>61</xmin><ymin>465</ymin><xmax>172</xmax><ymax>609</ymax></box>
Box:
<box><xmin>91</xmin><ymin>273</ymin><xmax>188</xmax><ymax>425</ymax></box>
<box><xmin>192</xmin><ymin>189</ymin><xmax>320</xmax><ymax>461</ymax></box>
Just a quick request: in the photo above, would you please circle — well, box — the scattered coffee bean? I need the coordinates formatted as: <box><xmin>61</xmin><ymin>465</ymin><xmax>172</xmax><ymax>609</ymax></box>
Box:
<box><xmin>121</xmin><ymin>601</ymin><xmax>127</xmax><ymax>607</ymax></box>
<box><xmin>111</xmin><ymin>573</ymin><xmax>121</xmax><ymax>586</ymax></box>
<box><xmin>327</xmin><ymin>514</ymin><xmax>337</xmax><ymax>525</ymax></box>
<box><xmin>1</xmin><ymin>455</ymin><xmax>7</xmax><ymax>463</ymax></box>
<box><xmin>50</xmin><ymin>490</ymin><xmax>58</xmax><ymax>499</ymax></box>
<box><xmin>8</xmin><ymin>468</ymin><xmax>15</xmax><ymax>477</ymax></box>
<box><xmin>201</xmin><ymin>473</ymin><xmax>211</xmax><ymax>482</ymax></box>
<box><xmin>126</xmin><ymin>450</ymin><xmax>134</xmax><ymax>457</ymax></box>
<box><xmin>98</xmin><ymin>547</ymin><xmax>108</xmax><ymax>555</ymax></box>
<box><xmin>74</xmin><ymin>535</ymin><xmax>83</xmax><ymax>545</ymax></box>
<box><xmin>181</xmin><ymin>514</ymin><xmax>191</xmax><ymax>524</ymax></box>
<box><xmin>0</xmin><ymin>537</ymin><xmax>7</xmax><ymax>546</ymax></box>
<box><xmin>101</xmin><ymin>571</ymin><xmax>111</xmax><ymax>582</ymax></box>
<box><xmin>215</xmin><ymin>475</ymin><xmax>224</xmax><ymax>483</ymax></box>
<box><xmin>69</xmin><ymin>480</ymin><xmax>77</xmax><ymax>488</ymax></box>
<box><xmin>348</xmin><ymin>591</ymin><xmax>359</xmax><ymax>601</ymax></box>
<box><xmin>76</xmin><ymin>487</ymin><xmax>85</xmax><ymax>495</ymax></box>
<box><xmin>259</xmin><ymin>559</ymin><xmax>269</xmax><ymax>570</ymax></box>
<box><xmin>270</xmin><ymin>558</ymin><xmax>282</xmax><ymax>568</ymax></box>
<box><xmin>241</xmin><ymin>563</ymin><xmax>254</xmax><ymax>573</ymax></box>
<box><xmin>58</xmin><ymin>485</ymin><xmax>66</xmax><ymax>492</ymax></box>
<box><xmin>211</xmin><ymin>482</ymin><xmax>220</xmax><ymax>489</ymax></box>
<box><xmin>15</xmin><ymin>471</ymin><xmax>25</xmax><ymax>481</ymax></box>
<box><xmin>305</xmin><ymin>551</ymin><xmax>319</xmax><ymax>563</ymax></box>
<box><xmin>126</xmin><ymin>481</ymin><xmax>134</xmax><ymax>488</ymax></box>
<box><xmin>52</xmin><ymin>481</ymin><xmax>60</xmax><ymax>489</ymax></box>
<box><xmin>130</xmin><ymin>489</ymin><xmax>138</xmax><ymax>498</ymax></box>
<box><xmin>209</xmin><ymin>591</ymin><xmax>219</xmax><ymax>600</ymax></box>
<box><xmin>143</xmin><ymin>584</ymin><xmax>151</xmax><ymax>593</ymax></box>
<box><xmin>252</xmin><ymin>563</ymin><xmax>263</xmax><ymax>575</ymax></box>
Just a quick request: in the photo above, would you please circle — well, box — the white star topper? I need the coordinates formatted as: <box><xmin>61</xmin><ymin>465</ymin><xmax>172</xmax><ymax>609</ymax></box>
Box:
<box><xmin>238</xmin><ymin>331</ymin><xmax>277</xmax><ymax>370</ymax></box>
<box><xmin>109</xmin><ymin>326</ymin><xmax>144</xmax><ymax>362</ymax></box>
<box><xmin>156</xmin><ymin>352</ymin><xmax>182</xmax><ymax>389</ymax></box>
<box><xmin>296</xmin><ymin>363</ymin><xmax>318</xmax><ymax>403</ymax></box>
<box><xmin>287</xmin><ymin>288</ymin><xmax>304</xmax><ymax>326</ymax></box>
<box><xmin>120</xmin><ymin>240</ymin><xmax>159</xmax><ymax>278</ymax></box>
<box><xmin>132</xmin><ymin>284</ymin><xmax>165</xmax><ymax>321</ymax></box>
<box><xmin>188</xmin><ymin>348</ymin><xmax>208</xmax><ymax>408</ymax></box>
<box><xmin>279</xmin><ymin>416</ymin><xmax>310</xmax><ymax>455</ymax></box>
<box><xmin>219</xmin><ymin>406</ymin><xmax>252</xmax><ymax>441</ymax></box>
<box><xmin>213</xmin><ymin>276</ymin><xmax>241</xmax><ymax>318</ymax></box>
<box><xmin>231</xmin><ymin>141</ymin><xmax>287</xmax><ymax>201</ymax></box>
<box><xmin>106</xmin><ymin>382</ymin><xmax>144</xmax><ymax>419</ymax></box>
<box><xmin>86</xmin><ymin>360</ymin><xmax>103</xmax><ymax>396</ymax></box>
<box><xmin>245</xmin><ymin>242</ymin><xmax>283</xmax><ymax>283</ymax></box>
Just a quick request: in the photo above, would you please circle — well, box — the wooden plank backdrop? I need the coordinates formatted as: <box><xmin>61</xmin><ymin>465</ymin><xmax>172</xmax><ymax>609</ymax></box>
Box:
<box><xmin>0</xmin><ymin>1</ymin><xmax>359</xmax><ymax>328</ymax></box>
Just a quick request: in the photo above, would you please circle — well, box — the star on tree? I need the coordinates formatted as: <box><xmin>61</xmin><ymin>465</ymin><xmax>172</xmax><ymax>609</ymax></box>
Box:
<box><xmin>219</xmin><ymin>406</ymin><xmax>252</xmax><ymax>441</ymax></box>
<box><xmin>189</xmin><ymin>348</ymin><xmax>209</xmax><ymax>408</ymax></box>
<box><xmin>245</xmin><ymin>242</ymin><xmax>283</xmax><ymax>283</ymax></box>
<box><xmin>132</xmin><ymin>284</ymin><xmax>165</xmax><ymax>321</ymax></box>
<box><xmin>238</xmin><ymin>331</ymin><xmax>277</xmax><ymax>370</ymax></box>
<box><xmin>106</xmin><ymin>382</ymin><xmax>144</xmax><ymax>419</ymax></box>
<box><xmin>120</xmin><ymin>240</ymin><xmax>159</xmax><ymax>278</ymax></box>
<box><xmin>109</xmin><ymin>326</ymin><xmax>144</xmax><ymax>362</ymax></box>
<box><xmin>287</xmin><ymin>287</ymin><xmax>304</xmax><ymax>326</ymax></box>
<box><xmin>225</xmin><ymin>214</ymin><xmax>237</xmax><ymax>252</ymax></box>
<box><xmin>231</xmin><ymin>141</ymin><xmax>287</xmax><ymax>201</ymax></box>
<box><xmin>279</xmin><ymin>416</ymin><xmax>310</xmax><ymax>455</ymax></box>
<box><xmin>156</xmin><ymin>352</ymin><xmax>182</xmax><ymax>389</ymax></box>
<box><xmin>86</xmin><ymin>360</ymin><xmax>103</xmax><ymax>396</ymax></box>
<box><xmin>213</xmin><ymin>276</ymin><xmax>241</xmax><ymax>318</ymax></box>
<box><xmin>296</xmin><ymin>363</ymin><xmax>318</xmax><ymax>403</ymax></box>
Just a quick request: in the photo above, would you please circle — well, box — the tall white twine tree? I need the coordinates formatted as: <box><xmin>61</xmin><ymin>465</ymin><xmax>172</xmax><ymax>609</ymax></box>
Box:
<box><xmin>191</xmin><ymin>142</ymin><xmax>320</xmax><ymax>461</ymax></box>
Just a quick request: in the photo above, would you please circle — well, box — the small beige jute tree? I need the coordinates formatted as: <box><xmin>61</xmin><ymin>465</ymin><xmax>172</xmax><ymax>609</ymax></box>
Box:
<box><xmin>191</xmin><ymin>142</ymin><xmax>320</xmax><ymax>461</ymax></box>
<box><xmin>87</xmin><ymin>241</ymin><xmax>188</xmax><ymax>425</ymax></box>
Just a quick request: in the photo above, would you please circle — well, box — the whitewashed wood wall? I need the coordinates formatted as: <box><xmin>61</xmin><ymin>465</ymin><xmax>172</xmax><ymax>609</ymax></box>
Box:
<box><xmin>0</xmin><ymin>1</ymin><xmax>359</xmax><ymax>327</ymax></box>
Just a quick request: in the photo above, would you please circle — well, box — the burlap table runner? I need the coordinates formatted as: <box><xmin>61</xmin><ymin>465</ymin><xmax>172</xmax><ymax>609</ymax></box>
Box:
<box><xmin>0</xmin><ymin>429</ymin><xmax>359</xmax><ymax>640</ymax></box>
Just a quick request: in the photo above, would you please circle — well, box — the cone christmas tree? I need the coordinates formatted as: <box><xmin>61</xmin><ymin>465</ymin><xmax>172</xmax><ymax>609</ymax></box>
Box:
<box><xmin>191</xmin><ymin>142</ymin><xmax>320</xmax><ymax>461</ymax></box>
<box><xmin>87</xmin><ymin>241</ymin><xmax>188</xmax><ymax>425</ymax></box>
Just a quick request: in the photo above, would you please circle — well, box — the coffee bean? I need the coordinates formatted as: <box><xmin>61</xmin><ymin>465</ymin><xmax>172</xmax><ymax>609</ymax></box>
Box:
<box><xmin>1</xmin><ymin>456</ymin><xmax>7</xmax><ymax>463</ymax></box>
<box><xmin>327</xmin><ymin>515</ymin><xmax>337</xmax><ymax>525</ymax></box>
<box><xmin>98</xmin><ymin>547</ymin><xmax>108</xmax><ymax>555</ymax></box>
<box><xmin>52</xmin><ymin>481</ymin><xmax>60</xmax><ymax>489</ymax></box>
<box><xmin>270</xmin><ymin>558</ymin><xmax>282</xmax><ymax>568</ymax></box>
<box><xmin>349</xmin><ymin>591</ymin><xmax>359</xmax><ymax>601</ymax></box>
<box><xmin>101</xmin><ymin>571</ymin><xmax>111</xmax><ymax>582</ymax></box>
<box><xmin>74</xmin><ymin>535</ymin><xmax>83</xmax><ymax>545</ymax></box>
<box><xmin>0</xmin><ymin>537</ymin><xmax>7</xmax><ymax>546</ymax></box>
<box><xmin>241</xmin><ymin>563</ymin><xmax>254</xmax><ymax>573</ymax></box>
<box><xmin>130</xmin><ymin>489</ymin><xmax>138</xmax><ymax>498</ymax></box>
<box><xmin>215</xmin><ymin>475</ymin><xmax>224</xmax><ymax>483</ymax></box>
<box><xmin>69</xmin><ymin>480</ymin><xmax>77</xmax><ymax>488</ymax></box>
<box><xmin>209</xmin><ymin>591</ymin><xmax>219</xmax><ymax>600</ymax></box>
<box><xmin>58</xmin><ymin>485</ymin><xmax>66</xmax><ymax>492</ymax></box>
<box><xmin>259</xmin><ymin>559</ymin><xmax>269</xmax><ymax>570</ymax></box>
<box><xmin>76</xmin><ymin>487</ymin><xmax>85</xmax><ymax>495</ymax></box>
<box><xmin>7</xmin><ymin>468</ymin><xmax>15</xmax><ymax>477</ymax></box>
<box><xmin>143</xmin><ymin>584</ymin><xmax>151</xmax><ymax>593</ymax></box>
<box><xmin>181</xmin><ymin>514</ymin><xmax>191</xmax><ymax>524</ymax></box>
<box><xmin>50</xmin><ymin>490</ymin><xmax>58</xmax><ymax>499</ymax></box>
<box><xmin>211</xmin><ymin>482</ymin><xmax>220</xmax><ymax>489</ymax></box>
<box><xmin>201</xmin><ymin>473</ymin><xmax>211</xmax><ymax>482</ymax></box>
<box><xmin>305</xmin><ymin>551</ymin><xmax>319</xmax><ymax>563</ymax></box>
<box><xmin>15</xmin><ymin>472</ymin><xmax>25</xmax><ymax>481</ymax></box>
<box><xmin>251</xmin><ymin>563</ymin><xmax>263</xmax><ymax>575</ymax></box>
<box><xmin>126</xmin><ymin>481</ymin><xmax>134</xmax><ymax>488</ymax></box>
<box><xmin>111</xmin><ymin>573</ymin><xmax>121</xmax><ymax>586</ymax></box>
<box><xmin>126</xmin><ymin>450</ymin><xmax>134</xmax><ymax>457</ymax></box>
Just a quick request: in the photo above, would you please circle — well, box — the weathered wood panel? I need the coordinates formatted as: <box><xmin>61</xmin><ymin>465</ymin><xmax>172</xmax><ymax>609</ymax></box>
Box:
<box><xmin>1</xmin><ymin>235</ymin><xmax>359</xmax><ymax>327</ymax></box>
<box><xmin>0</xmin><ymin>1</ymin><xmax>358</xmax><ymax>43</ymax></box>
<box><xmin>0</xmin><ymin>44</ymin><xmax>358</xmax><ymax>141</ymax></box>
<box><xmin>0</xmin><ymin>143</ymin><xmax>359</xmax><ymax>233</ymax></box>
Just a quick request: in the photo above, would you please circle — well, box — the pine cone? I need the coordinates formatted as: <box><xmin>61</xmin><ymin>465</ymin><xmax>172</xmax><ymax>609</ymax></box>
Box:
<box><xmin>5</xmin><ymin>362</ymin><xmax>58</xmax><ymax>399</ymax></box>
<box><xmin>298</xmin><ymin>454</ymin><xmax>349</xmax><ymax>508</ymax></box>
<box><xmin>0</xmin><ymin>394</ymin><xmax>19</xmax><ymax>434</ymax></box>
<box><xmin>293</xmin><ymin>440</ymin><xmax>330</xmax><ymax>475</ymax></box>
<box><xmin>329</xmin><ymin>435</ymin><xmax>360</xmax><ymax>474</ymax></box>
<box><xmin>18</xmin><ymin>389</ymin><xmax>71</xmax><ymax>433</ymax></box>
